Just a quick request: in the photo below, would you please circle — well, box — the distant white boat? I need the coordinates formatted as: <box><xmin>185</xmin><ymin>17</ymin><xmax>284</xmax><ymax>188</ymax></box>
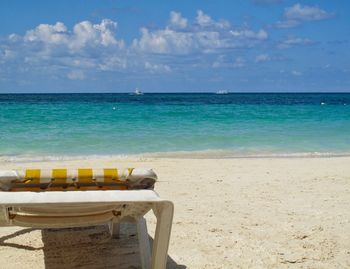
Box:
<box><xmin>134</xmin><ymin>88</ymin><xmax>144</xmax><ymax>95</ymax></box>
<box><xmin>216</xmin><ymin>90</ymin><xmax>229</xmax><ymax>95</ymax></box>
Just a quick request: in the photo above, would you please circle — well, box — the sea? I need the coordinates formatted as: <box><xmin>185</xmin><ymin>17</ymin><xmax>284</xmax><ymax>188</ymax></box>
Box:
<box><xmin>1</xmin><ymin>93</ymin><xmax>350</xmax><ymax>161</ymax></box>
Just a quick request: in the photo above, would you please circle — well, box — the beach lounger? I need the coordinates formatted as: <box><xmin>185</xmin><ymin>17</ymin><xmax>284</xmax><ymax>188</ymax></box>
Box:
<box><xmin>0</xmin><ymin>168</ymin><xmax>174</xmax><ymax>269</ymax></box>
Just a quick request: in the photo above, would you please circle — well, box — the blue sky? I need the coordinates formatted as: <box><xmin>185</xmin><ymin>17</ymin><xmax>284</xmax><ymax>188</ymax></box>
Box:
<box><xmin>0</xmin><ymin>0</ymin><xmax>349</xmax><ymax>93</ymax></box>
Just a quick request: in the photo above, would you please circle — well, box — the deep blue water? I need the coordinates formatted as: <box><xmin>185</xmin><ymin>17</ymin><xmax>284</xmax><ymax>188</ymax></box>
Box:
<box><xmin>0</xmin><ymin>93</ymin><xmax>349</xmax><ymax>159</ymax></box>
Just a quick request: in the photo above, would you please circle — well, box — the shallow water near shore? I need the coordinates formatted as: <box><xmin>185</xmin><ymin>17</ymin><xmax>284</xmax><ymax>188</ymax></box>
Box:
<box><xmin>1</xmin><ymin>93</ymin><xmax>350</xmax><ymax>158</ymax></box>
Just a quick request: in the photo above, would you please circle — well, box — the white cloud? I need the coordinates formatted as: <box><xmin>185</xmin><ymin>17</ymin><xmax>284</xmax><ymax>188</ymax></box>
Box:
<box><xmin>144</xmin><ymin>62</ymin><xmax>171</xmax><ymax>73</ymax></box>
<box><xmin>25</xmin><ymin>22</ymin><xmax>68</xmax><ymax>44</ymax></box>
<box><xmin>0</xmin><ymin>48</ymin><xmax>16</xmax><ymax>62</ymax></box>
<box><xmin>24</xmin><ymin>19</ymin><xmax>124</xmax><ymax>50</ymax></box>
<box><xmin>291</xmin><ymin>70</ymin><xmax>302</xmax><ymax>76</ymax></box>
<box><xmin>195</xmin><ymin>10</ymin><xmax>230</xmax><ymax>29</ymax></box>
<box><xmin>0</xmin><ymin>11</ymin><xmax>270</xmax><ymax>83</ymax></box>
<box><xmin>67</xmin><ymin>70</ymin><xmax>85</xmax><ymax>80</ymax></box>
<box><xmin>8</xmin><ymin>33</ymin><xmax>20</xmax><ymax>42</ymax></box>
<box><xmin>285</xmin><ymin>4</ymin><xmax>333</xmax><ymax>21</ymax></box>
<box><xmin>230</xmin><ymin>29</ymin><xmax>268</xmax><ymax>40</ymax></box>
<box><xmin>255</xmin><ymin>54</ymin><xmax>270</xmax><ymax>63</ymax></box>
<box><xmin>132</xmin><ymin>10</ymin><xmax>268</xmax><ymax>54</ymax></box>
<box><xmin>132</xmin><ymin>27</ymin><xmax>193</xmax><ymax>54</ymax></box>
<box><xmin>274</xmin><ymin>20</ymin><xmax>300</xmax><ymax>29</ymax></box>
<box><xmin>277</xmin><ymin>37</ymin><xmax>314</xmax><ymax>49</ymax></box>
<box><xmin>2</xmin><ymin>19</ymin><xmax>129</xmax><ymax>74</ymax></box>
<box><xmin>169</xmin><ymin>11</ymin><xmax>188</xmax><ymax>29</ymax></box>
<box><xmin>212</xmin><ymin>55</ymin><xmax>245</xmax><ymax>69</ymax></box>
<box><xmin>232</xmin><ymin>57</ymin><xmax>246</xmax><ymax>68</ymax></box>
<box><xmin>98</xmin><ymin>56</ymin><xmax>127</xmax><ymax>71</ymax></box>
<box><xmin>70</xmin><ymin>20</ymin><xmax>119</xmax><ymax>49</ymax></box>
<box><xmin>275</xmin><ymin>4</ymin><xmax>334</xmax><ymax>28</ymax></box>
<box><xmin>196</xmin><ymin>10</ymin><xmax>213</xmax><ymax>26</ymax></box>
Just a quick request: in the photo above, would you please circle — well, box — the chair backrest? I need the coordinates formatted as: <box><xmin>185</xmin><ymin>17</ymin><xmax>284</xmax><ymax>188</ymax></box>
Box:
<box><xmin>0</xmin><ymin>168</ymin><xmax>157</xmax><ymax>191</ymax></box>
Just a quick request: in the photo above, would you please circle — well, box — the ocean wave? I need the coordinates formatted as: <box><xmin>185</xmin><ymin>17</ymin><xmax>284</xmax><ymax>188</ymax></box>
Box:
<box><xmin>141</xmin><ymin>150</ymin><xmax>350</xmax><ymax>159</ymax></box>
<box><xmin>0</xmin><ymin>154</ymin><xmax>131</xmax><ymax>163</ymax></box>
<box><xmin>1</xmin><ymin>150</ymin><xmax>350</xmax><ymax>162</ymax></box>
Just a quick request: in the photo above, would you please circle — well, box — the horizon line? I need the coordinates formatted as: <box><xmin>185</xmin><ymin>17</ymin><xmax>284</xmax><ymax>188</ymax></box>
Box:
<box><xmin>1</xmin><ymin>91</ymin><xmax>350</xmax><ymax>94</ymax></box>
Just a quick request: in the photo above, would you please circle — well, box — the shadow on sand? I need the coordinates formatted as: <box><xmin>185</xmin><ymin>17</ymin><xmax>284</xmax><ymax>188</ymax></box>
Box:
<box><xmin>0</xmin><ymin>225</ymin><xmax>186</xmax><ymax>269</ymax></box>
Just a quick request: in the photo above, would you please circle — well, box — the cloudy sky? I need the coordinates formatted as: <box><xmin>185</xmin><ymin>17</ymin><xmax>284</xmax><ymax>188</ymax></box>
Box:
<box><xmin>0</xmin><ymin>0</ymin><xmax>349</xmax><ymax>93</ymax></box>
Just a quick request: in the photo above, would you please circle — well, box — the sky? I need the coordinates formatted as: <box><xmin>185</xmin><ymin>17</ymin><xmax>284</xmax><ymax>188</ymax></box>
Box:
<box><xmin>0</xmin><ymin>0</ymin><xmax>349</xmax><ymax>93</ymax></box>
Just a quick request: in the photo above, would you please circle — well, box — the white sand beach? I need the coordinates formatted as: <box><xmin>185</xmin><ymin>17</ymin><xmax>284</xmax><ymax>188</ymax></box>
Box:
<box><xmin>0</xmin><ymin>156</ymin><xmax>349</xmax><ymax>268</ymax></box>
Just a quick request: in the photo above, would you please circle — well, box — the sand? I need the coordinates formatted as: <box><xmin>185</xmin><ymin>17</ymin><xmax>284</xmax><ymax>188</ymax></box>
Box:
<box><xmin>0</xmin><ymin>156</ymin><xmax>349</xmax><ymax>268</ymax></box>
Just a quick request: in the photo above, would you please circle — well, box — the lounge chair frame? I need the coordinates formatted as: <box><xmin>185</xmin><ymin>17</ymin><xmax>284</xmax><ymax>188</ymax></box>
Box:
<box><xmin>0</xmin><ymin>190</ymin><xmax>174</xmax><ymax>269</ymax></box>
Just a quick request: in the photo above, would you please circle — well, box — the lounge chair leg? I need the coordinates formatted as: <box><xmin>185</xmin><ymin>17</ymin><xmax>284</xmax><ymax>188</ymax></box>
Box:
<box><xmin>137</xmin><ymin>217</ymin><xmax>151</xmax><ymax>269</ymax></box>
<box><xmin>108</xmin><ymin>219</ymin><xmax>120</xmax><ymax>238</ymax></box>
<box><xmin>151</xmin><ymin>201</ymin><xmax>174</xmax><ymax>269</ymax></box>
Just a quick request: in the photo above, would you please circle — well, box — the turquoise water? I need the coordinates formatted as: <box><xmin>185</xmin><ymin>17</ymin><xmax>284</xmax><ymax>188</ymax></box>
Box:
<box><xmin>1</xmin><ymin>93</ymin><xmax>350</xmax><ymax>159</ymax></box>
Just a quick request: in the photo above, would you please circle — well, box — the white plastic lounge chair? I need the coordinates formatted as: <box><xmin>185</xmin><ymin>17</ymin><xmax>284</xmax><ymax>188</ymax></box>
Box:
<box><xmin>0</xmin><ymin>168</ymin><xmax>174</xmax><ymax>269</ymax></box>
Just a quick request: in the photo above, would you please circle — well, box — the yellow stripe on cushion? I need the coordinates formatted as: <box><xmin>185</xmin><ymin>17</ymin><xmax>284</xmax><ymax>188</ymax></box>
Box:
<box><xmin>25</xmin><ymin>169</ymin><xmax>41</xmax><ymax>184</ymax></box>
<box><xmin>52</xmin><ymin>169</ymin><xmax>67</xmax><ymax>183</ymax></box>
<box><xmin>104</xmin><ymin>168</ymin><xmax>118</xmax><ymax>183</ymax></box>
<box><xmin>78</xmin><ymin>168</ymin><xmax>93</xmax><ymax>183</ymax></box>
<box><xmin>127</xmin><ymin>168</ymin><xmax>134</xmax><ymax>176</ymax></box>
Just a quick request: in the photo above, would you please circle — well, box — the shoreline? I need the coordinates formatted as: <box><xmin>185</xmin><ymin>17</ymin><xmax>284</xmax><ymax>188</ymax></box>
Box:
<box><xmin>2</xmin><ymin>150</ymin><xmax>350</xmax><ymax>163</ymax></box>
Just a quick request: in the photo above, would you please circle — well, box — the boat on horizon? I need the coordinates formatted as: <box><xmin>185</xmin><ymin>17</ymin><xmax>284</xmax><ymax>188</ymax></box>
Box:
<box><xmin>215</xmin><ymin>90</ymin><xmax>229</xmax><ymax>95</ymax></box>
<box><xmin>133</xmin><ymin>88</ymin><xmax>144</xmax><ymax>95</ymax></box>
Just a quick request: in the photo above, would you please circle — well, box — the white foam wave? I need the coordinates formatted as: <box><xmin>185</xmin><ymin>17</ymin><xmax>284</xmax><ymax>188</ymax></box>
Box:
<box><xmin>1</xmin><ymin>150</ymin><xmax>350</xmax><ymax>162</ymax></box>
<box><xmin>0</xmin><ymin>154</ymin><xmax>132</xmax><ymax>163</ymax></box>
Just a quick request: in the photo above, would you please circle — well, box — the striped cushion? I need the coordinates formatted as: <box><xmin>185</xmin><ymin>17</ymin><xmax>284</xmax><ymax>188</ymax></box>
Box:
<box><xmin>0</xmin><ymin>168</ymin><xmax>157</xmax><ymax>191</ymax></box>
